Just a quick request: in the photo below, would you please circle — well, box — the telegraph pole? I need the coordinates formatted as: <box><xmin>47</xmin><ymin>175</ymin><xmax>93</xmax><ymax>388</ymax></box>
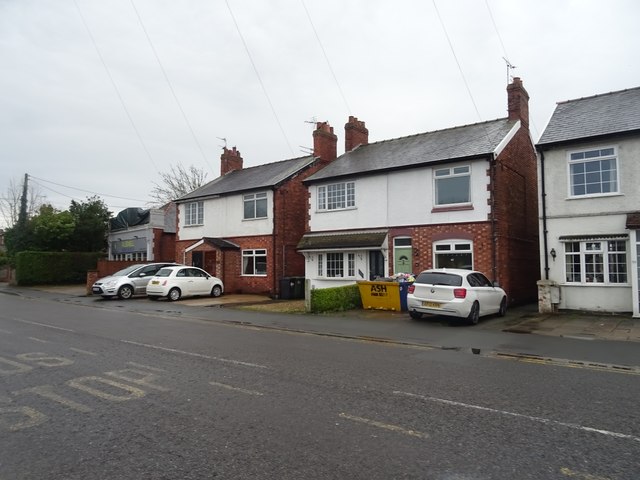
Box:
<box><xmin>18</xmin><ymin>173</ymin><xmax>28</xmax><ymax>227</ymax></box>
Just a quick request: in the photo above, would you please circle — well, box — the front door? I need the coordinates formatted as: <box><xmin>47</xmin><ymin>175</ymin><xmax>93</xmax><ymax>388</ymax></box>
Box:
<box><xmin>192</xmin><ymin>251</ymin><xmax>203</xmax><ymax>269</ymax></box>
<box><xmin>204</xmin><ymin>252</ymin><xmax>216</xmax><ymax>276</ymax></box>
<box><xmin>369</xmin><ymin>251</ymin><xmax>385</xmax><ymax>280</ymax></box>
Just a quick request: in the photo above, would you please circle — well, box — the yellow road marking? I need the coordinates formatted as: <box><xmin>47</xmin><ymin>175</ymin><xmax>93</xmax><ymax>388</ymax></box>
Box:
<box><xmin>560</xmin><ymin>467</ymin><xmax>612</xmax><ymax>480</ymax></box>
<box><xmin>209</xmin><ymin>381</ymin><xmax>263</xmax><ymax>396</ymax></box>
<box><xmin>69</xmin><ymin>348</ymin><xmax>97</xmax><ymax>356</ymax></box>
<box><xmin>339</xmin><ymin>412</ymin><xmax>428</xmax><ymax>439</ymax></box>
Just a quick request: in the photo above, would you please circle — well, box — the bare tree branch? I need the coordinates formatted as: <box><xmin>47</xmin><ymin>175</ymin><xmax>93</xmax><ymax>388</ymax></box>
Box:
<box><xmin>0</xmin><ymin>177</ymin><xmax>46</xmax><ymax>227</ymax></box>
<box><xmin>149</xmin><ymin>164</ymin><xmax>208</xmax><ymax>206</ymax></box>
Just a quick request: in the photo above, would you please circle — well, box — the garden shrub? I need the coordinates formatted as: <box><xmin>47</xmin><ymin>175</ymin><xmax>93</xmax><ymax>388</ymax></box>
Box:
<box><xmin>310</xmin><ymin>284</ymin><xmax>362</xmax><ymax>313</ymax></box>
<box><xmin>15</xmin><ymin>251</ymin><xmax>102</xmax><ymax>285</ymax></box>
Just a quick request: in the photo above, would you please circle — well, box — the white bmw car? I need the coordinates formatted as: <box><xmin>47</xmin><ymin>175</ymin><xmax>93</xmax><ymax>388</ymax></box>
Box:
<box><xmin>146</xmin><ymin>266</ymin><xmax>224</xmax><ymax>301</ymax></box>
<box><xmin>406</xmin><ymin>268</ymin><xmax>507</xmax><ymax>324</ymax></box>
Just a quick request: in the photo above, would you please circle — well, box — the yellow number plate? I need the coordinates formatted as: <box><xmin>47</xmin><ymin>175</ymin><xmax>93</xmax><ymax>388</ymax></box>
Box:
<box><xmin>151</xmin><ymin>280</ymin><xmax>159</xmax><ymax>285</ymax></box>
<box><xmin>423</xmin><ymin>301</ymin><xmax>441</xmax><ymax>308</ymax></box>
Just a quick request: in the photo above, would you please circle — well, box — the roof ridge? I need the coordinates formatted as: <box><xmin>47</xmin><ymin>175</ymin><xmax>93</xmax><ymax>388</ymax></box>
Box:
<box><xmin>227</xmin><ymin>154</ymin><xmax>314</xmax><ymax>174</ymax></box>
<box><xmin>556</xmin><ymin>86</ymin><xmax>640</xmax><ymax>105</ymax></box>
<box><xmin>363</xmin><ymin>117</ymin><xmax>509</xmax><ymax>147</ymax></box>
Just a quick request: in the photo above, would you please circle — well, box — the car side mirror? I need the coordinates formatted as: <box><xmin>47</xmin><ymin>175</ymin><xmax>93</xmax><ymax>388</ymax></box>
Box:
<box><xmin>493</xmin><ymin>281</ymin><xmax>500</xmax><ymax>288</ymax></box>
<box><xmin>139</xmin><ymin>273</ymin><xmax>146</xmax><ymax>278</ymax></box>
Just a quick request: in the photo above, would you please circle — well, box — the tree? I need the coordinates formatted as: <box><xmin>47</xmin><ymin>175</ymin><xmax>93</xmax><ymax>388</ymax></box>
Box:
<box><xmin>150</xmin><ymin>164</ymin><xmax>207</xmax><ymax>206</ymax></box>
<box><xmin>68</xmin><ymin>196</ymin><xmax>111</xmax><ymax>252</ymax></box>
<box><xmin>0</xmin><ymin>176</ymin><xmax>45</xmax><ymax>228</ymax></box>
<box><xmin>31</xmin><ymin>204</ymin><xmax>75</xmax><ymax>251</ymax></box>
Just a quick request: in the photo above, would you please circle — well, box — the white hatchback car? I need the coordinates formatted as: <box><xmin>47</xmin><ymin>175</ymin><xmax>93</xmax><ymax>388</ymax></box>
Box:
<box><xmin>406</xmin><ymin>268</ymin><xmax>507</xmax><ymax>324</ymax></box>
<box><xmin>146</xmin><ymin>266</ymin><xmax>224</xmax><ymax>301</ymax></box>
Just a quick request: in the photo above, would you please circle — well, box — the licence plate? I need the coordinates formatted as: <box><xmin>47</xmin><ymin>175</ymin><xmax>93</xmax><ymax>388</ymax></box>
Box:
<box><xmin>151</xmin><ymin>280</ymin><xmax>159</xmax><ymax>285</ymax></box>
<box><xmin>423</xmin><ymin>301</ymin><xmax>441</xmax><ymax>308</ymax></box>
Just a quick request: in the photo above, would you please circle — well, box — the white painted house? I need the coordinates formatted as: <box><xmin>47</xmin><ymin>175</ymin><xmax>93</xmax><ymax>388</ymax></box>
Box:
<box><xmin>299</xmin><ymin>79</ymin><xmax>540</xmax><ymax>305</ymax></box>
<box><xmin>536</xmin><ymin>87</ymin><xmax>640</xmax><ymax>315</ymax></box>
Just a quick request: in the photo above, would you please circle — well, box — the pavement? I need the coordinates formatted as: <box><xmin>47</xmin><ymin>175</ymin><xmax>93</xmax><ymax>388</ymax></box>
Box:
<box><xmin>3</xmin><ymin>283</ymin><xmax>640</xmax><ymax>343</ymax></box>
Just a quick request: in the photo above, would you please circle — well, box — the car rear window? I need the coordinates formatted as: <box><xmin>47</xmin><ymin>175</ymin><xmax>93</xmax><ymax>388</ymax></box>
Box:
<box><xmin>155</xmin><ymin>268</ymin><xmax>173</xmax><ymax>277</ymax></box>
<box><xmin>415</xmin><ymin>272</ymin><xmax>463</xmax><ymax>287</ymax></box>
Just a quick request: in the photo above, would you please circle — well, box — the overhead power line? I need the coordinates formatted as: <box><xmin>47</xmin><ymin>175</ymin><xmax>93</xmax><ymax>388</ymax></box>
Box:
<box><xmin>72</xmin><ymin>0</ymin><xmax>160</xmax><ymax>173</ymax></box>
<box><xmin>300</xmin><ymin>0</ymin><xmax>352</xmax><ymax>114</ymax></box>
<box><xmin>128</xmin><ymin>0</ymin><xmax>214</xmax><ymax>174</ymax></box>
<box><xmin>29</xmin><ymin>175</ymin><xmax>149</xmax><ymax>203</ymax></box>
<box><xmin>224</xmin><ymin>0</ymin><xmax>295</xmax><ymax>157</ymax></box>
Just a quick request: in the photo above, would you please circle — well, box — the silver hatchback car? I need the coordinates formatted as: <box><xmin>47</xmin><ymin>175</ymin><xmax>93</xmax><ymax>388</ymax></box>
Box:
<box><xmin>91</xmin><ymin>263</ymin><xmax>179</xmax><ymax>299</ymax></box>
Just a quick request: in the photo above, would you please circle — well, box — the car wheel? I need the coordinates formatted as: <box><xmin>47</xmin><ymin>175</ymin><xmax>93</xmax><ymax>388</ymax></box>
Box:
<box><xmin>211</xmin><ymin>285</ymin><xmax>222</xmax><ymax>297</ymax></box>
<box><xmin>409</xmin><ymin>311</ymin><xmax>423</xmax><ymax>320</ymax></box>
<box><xmin>498</xmin><ymin>297</ymin><xmax>507</xmax><ymax>317</ymax></box>
<box><xmin>467</xmin><ymin>301</ymin><xmax>480</xmax><ymax>325</ymax></box>
<box><xmin>168</xmin><ymin>288</ymin><xmax>181</xmax><ymax>302</ymax></box>
<box><xmin>117</xmin><ymin>285</ymin><xmax>133</xmax><ymax>300</ymax></box>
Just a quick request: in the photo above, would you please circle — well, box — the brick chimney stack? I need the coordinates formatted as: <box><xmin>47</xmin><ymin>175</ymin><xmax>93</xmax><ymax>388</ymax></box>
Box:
<box><xmin>220</xmin><ymin>146</ymin><xmax>243</xmax><ymax>176</ymax></box>
<box><xmin>313</xmin><ymin>121</ymin><xmax>337</xmax><ymax>162</ymax></box>
<box><xmin>507</xmin><ymin>77</ymin><xmax>529</xmax><ymax>128</ymax></box>
<box><xmin>344</xmin><ymin>116</ymin><xmax>369</xmax><ymax>152</ymax></box>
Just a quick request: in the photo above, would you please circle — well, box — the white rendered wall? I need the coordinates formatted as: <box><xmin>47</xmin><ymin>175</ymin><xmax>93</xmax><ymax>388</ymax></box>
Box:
<box><xmin>539</xmin><ymin>136</ymin><xmax>640</xmax><ymax>312</ymax></box>
<box><xmin>309</xmin><ymin>160</ymin><xmax>491</xmax><ymax>232</ymax></box>
<box><xmin>178</xmin><ymin>191</ymin><xmax>274</xmax><ymax>240</ymax></box>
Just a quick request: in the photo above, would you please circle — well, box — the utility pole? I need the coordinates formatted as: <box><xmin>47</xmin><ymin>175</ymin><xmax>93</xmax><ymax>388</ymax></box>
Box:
<box><xmin>18</xmin><ymin>173</ymin><xmax>28</xmax><ymax>227</ymax></box>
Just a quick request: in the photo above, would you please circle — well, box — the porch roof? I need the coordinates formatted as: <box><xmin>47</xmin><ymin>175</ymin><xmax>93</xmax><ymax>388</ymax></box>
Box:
<box><xmin>297</xmin><ymin>231</ymin><xmax>387</xmax><ymax>251</ymax></box>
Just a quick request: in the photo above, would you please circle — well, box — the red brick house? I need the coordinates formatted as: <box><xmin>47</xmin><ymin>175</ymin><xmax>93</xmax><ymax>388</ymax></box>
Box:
<box><xmin>174</xmin><ymin>122</ymin><xmax>339</xmax><ymax>296</ymax></box>
<box><xmin>298</xmin><ymin>78</ymin><xmax>539</xmax><ymax>305</ymax></box>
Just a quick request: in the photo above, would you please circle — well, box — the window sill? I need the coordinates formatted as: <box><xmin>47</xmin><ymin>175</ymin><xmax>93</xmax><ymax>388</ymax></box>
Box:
<box><xmin>431</xmin><ymin>204</ymin><xmax>474</xmax><ymax>213</ymax></box>
<box><xmin>561</xmin><ymin>282</ymin><xmax>630</xmax><ymax>287</ymax></box>
<box><xmin>566</xmin><ymin>192</ymin><xmax>623</xmax><ymax>200</ymax></box>
<box><xmin>315</xmin><ymin>207</ymin><xmax>357</xmax><ymax>213</ymax></box>
<box><xmin>184</xmin><ymin>224</ymin><xmax>204</xmax><ymax>227</ymax></box>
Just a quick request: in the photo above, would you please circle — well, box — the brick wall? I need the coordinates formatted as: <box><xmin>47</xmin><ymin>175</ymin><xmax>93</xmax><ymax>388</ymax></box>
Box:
<box><xmin>492</xmin><ymin>124</ymin><xmax>540</xmax><ymax>304</ymax></box>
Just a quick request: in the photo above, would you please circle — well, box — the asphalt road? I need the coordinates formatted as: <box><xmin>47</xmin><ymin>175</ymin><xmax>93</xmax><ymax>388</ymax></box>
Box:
<box><xmin>1</xmin><ymin>292</ymin><xmax>639</xmax><ymax>479</ymax></box>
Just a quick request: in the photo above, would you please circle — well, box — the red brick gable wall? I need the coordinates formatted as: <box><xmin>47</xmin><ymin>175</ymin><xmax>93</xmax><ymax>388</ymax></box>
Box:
<box><xmin>491</xmin><ymin>127</ymin><xmax>539</xmax><ymax>304</ymax></box>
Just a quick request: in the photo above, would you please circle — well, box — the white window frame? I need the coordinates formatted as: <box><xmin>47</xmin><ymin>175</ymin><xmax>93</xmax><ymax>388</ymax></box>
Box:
<box><xmin>434</xmin><ymin>165</ymin><xmax>471</xmax><ymax>206</ymax></box>
<box><xmin>563</xmin><ymin>239</ymin><xmax>628</xmax><ymax>285</ymax></box>
<box><xmin>567</xmin><ymin>146</ymin><xmax>619</xmax><ymax>198</ymax></box>
<box><xmin>243</xmin><ymin>192</ymin><xmax>268</xmax><ymax>220</ymax></box>
<box><xmin>317</xmin><ymin>182</ymin><xmax>355</xmax><ymax>211</ymax></box>
<box><xmin>242</xmin><ymin>249</ymin><xmax>267</xmax><ymax>276</ymax></box>
<box><xmin>316</xmin><ymin>252</ymin><xmax>356</xmax><ymax>278</ymax></box>
<box><xmin>184</xmin><ymin>201</ymin><xmax>204</xmax><ymax>226</ymax></box>
<box><xmin>433</xmin><ymin>240</ymin><xmax>473</xmax><ymax>269</ymax></box>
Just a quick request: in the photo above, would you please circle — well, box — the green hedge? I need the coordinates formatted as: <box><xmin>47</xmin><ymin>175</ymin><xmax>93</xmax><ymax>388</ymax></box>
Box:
<box><xmin>15</xmin><ymin>251</ymin><xmax>103</xmax><ymax>285</ymax></box>
<box><xmin>310</xmin><ymin>284</ymin><xmax>362</xmax><ymax>313</ymax></box>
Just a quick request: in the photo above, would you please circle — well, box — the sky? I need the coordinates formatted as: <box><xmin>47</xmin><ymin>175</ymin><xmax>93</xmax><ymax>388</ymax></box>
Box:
<box><xmin>1</xmin><ymin>0</ymin><xmax>639</xmax><ymax>228</ymax></box>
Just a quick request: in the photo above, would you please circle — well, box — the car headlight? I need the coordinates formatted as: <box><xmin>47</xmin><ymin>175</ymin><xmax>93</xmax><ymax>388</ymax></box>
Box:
<box><xmin>104</xmin><ymin>280</ymin><xmax>118</xmax><ymax>288</ymax></box>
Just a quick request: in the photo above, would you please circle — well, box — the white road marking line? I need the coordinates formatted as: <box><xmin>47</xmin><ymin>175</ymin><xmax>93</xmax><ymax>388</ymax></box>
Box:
<box><xmin>120</xmin><ymin>340</ymin><xmax>267</xmax><ymax>369</ymax></box>
<box><xmin>69</xmin><ymin>348</ymin><xmax>97</xmax><ymax>356</ymax></box>
<box><xmin>393</xmin><ymin>391</ymin><xmax>640</xmax><ymax>443</ymax></box>
<box><xmin>339</xmin><ymin>413</ymin><xmax>428</xmax><ymax>439</ymax></box>
<box><xmin>0</xmin><ymin>328</ymin><xmax>12</xmax><ymax>334</ymax></box>
<box><xmin>12</xmin><ymin>318</ymin><xmax>74</xmax><ymax>332</ymax></box>
<box><xmin>28</xmin><ymin>337</ymin><xmax>48</xmax><ymax>344</ymax></box>
<box><xmin>209</xmin><ymin>381</ymin><xmax>264</xmax><ymax>396</ymax></box>
<box><xmin>126</xmin><ymin>362</ymin><xmax>165</xmax><ymax>372</ymax></box>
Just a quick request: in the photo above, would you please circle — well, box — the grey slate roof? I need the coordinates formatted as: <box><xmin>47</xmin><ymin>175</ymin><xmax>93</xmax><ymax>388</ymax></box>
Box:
<box><xmin>537</xmin><ymin>87</ymin><xmax>640</xmax><ymax>147</ymax></box>
<box><xmin>305</xmin><ymin>118</ymin><xmax>516</xmax><ymax>183</ymax></box>
<box><xmin>177</xmin><ymin>155</ymin><xmax>316</xmax><ymax>202</ymax></box>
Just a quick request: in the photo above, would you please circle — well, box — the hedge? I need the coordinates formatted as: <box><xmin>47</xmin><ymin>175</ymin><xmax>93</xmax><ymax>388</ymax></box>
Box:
<box><xmin>310</xmin><ymin>283</ymin><xmax>362</xmax><ymax>313</ymax></box>
<box><xmin>15</xmin><ymin>251</ymin><xmax>103</xmax><ymax>286</ymax></box>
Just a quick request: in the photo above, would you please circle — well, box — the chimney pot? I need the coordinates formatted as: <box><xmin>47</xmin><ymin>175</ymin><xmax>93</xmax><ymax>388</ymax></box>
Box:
<box><xmin>507</xmin><ymin>77</ymin><xmax>529</xmax><ymax>128</ymax></box>
<box><xmin>344</xmin><ymin>116</ymin><xmax>369</xmax><ymax>152</ymax></box>
<box><xmin>220</xmin><ymin>146</ymin><xmax>243</xmax><ymax>175</ymax></box>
